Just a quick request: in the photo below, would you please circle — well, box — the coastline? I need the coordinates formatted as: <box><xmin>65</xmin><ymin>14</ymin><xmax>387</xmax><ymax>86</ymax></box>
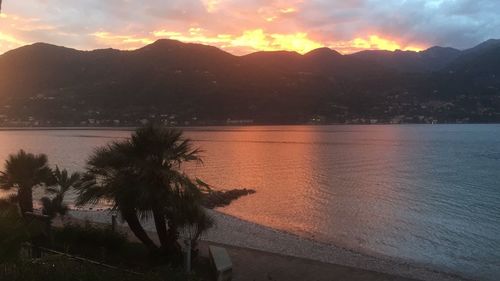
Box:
<box><xmin>68</xmin><ymin>209</ymin><xmax>472</xmax><ymax>281</ymax></box>
<box><xmin>1</xmin><ymin>123</ymin><xmax>500</xmax><ymax>132</ymax></box>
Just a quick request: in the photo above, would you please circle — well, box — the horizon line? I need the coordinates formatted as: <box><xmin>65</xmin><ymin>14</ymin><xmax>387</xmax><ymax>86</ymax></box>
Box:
<box><xmin>3</xmin><ymin>37</ymin><xmax>495</xmax><ymax>57</ymax></box>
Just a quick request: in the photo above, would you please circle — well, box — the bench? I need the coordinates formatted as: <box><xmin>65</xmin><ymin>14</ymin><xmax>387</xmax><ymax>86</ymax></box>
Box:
<box><xmin>208</xmin><ymin>246</ymin><xmax>232</xmax><ymax>281</ymax></box>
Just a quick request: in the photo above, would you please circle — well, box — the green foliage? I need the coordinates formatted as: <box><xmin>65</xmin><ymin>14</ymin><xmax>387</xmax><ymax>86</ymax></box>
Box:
<box><xmin>0</xmin><ymin>150</ymin><xmax>53</xmax><ymax>213</ymax></box>
<box><xmin>48</xmin><ymin>166</ymin><xmax>81</xmax><ymax>195</ymax></box>
<box><xmin>76</xmin><ymin>125</ymin><xmax>212</xmax><ymax>256</ymax></box>
<box><xmin>40</xmin><ymin>196</ymin><xmax>67</xmax><ymax>220</ymax></box>
<box><xmin>0</xmin><ymin>200</ymin><xmax>28</xmax><ymax>262</ymax></box>
<box><xmin>41</xmin><ymin>167</ymin><xmax>81</xmax><ymax>220</ymax></box>
<box><xmin>53</xmin><ymin>222</ymin><xmax>127</xmax><ymax>254</ymax></box>
<box><xmin>49</xmin><ymin>223</ymin><xmax>209</xmax><ymax>278</ymax></box>
<box><xmin>0</xmin><ymin>256</ymin><xmax>199</xmax><ymax>281</ymax></box>
<box><xmin>0</xmin><ymin>150</ymin><xmax>53</xmax><ymax>189</ymax></box>
<box><xmin>171</xmin><ymin>177</ymin><xmax>214</xmax><ymax>242</ymax></box>
<box><xmin>77</xmin><ymin>126</ymin><xmax>203</xmax><ymax>211</ymax></box>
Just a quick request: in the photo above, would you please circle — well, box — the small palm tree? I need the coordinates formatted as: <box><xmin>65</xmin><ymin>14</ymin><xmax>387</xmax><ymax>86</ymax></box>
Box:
<box><xmin>170</xmin><ymin>177</ymin><xmax>212</xmax><ymax>238</ymax></box>
<box><xmin>41</xmin><ymin>167</ymin><xmax>80</xmax><ymax>220</ymax></box>
<box><xmin>175</xmin><ymin>178</ymin><xmax>214</xmax><ymax>262</ymax></box>
<box><xmin>0</xmin><ymin>150</ymin><xmax>53</xmax><ymax>215</ymax></box>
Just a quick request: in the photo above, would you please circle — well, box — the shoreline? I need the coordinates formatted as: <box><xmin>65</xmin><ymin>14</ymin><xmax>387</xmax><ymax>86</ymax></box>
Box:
<box><xmin>209</xmin><ymin>210</ymin><xmax>472</xmax><ymax>281</ymax></box>
<box><xmin>68</xmin><ymin>209</ymin><xmax>473</xmax><ymax>281</ymax></box>
<box><xmin>1</xmin><ymin>123</ymin><xmax>500</xmax><ymax>131</ymax></box>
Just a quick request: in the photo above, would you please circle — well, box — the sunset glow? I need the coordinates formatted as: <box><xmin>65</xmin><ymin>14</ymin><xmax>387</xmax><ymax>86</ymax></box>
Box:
<box><xmin>1</xmin><ymin>1</ymin><xmax>499</xmax><ymax>55</ymax></box>
<box><xmin>94</xmin><ymin>28</ymin><xmax>421</xmax><ymax>55</ymax></box>
<box><xmin>0</xmin><ymin>2</ymin><xmax>500</xmax><ymax>281</ymax></box>
<box><xmin>350</xmin><ymin>35</ymin><xmax>424</xmax><ymax>53</ymax></box>
<box><xmin>153</xmin><ymin>29</ymin><xmax>324</xmax><ymax>54</ymax></box>
<box><xmin>201</xmin><ymin>0</ymin><xmax>221</xmax><ymax>13</ymax></box>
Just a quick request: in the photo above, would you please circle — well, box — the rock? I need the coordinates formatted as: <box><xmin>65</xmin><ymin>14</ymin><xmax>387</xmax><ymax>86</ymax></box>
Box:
<box><xmin>202</xmin><ymin>189</ymin><xmax>256</xmax><ymax>209</ymax></box>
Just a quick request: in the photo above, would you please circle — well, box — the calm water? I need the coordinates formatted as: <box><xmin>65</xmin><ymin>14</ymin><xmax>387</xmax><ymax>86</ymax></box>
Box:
<box><xmin>0</xmin><ymin>125</ymin><xmax>499</xmax><ymax>280</ymax></box>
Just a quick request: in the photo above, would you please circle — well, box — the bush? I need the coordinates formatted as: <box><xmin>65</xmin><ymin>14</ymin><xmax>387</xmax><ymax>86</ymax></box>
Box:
<box><xmin>52</xmin><ymin>222</ymin><xmax>158</xmax><ymax>270</ymax></box>
<box><xmin>53</xmin><ymin>222</ymin><xmax>126</xmax><ymax>257</ymax></box>
<box><xmin>0</xmin><ymin>255</ymin><xmax>193</xmax><ymax>281</ymax></box>
<box><xmin>0</xmin><ymin>215</ymin><xmax>207</xmax><ymax>281</ymax></box>
<box><xmin>0</xmin><ymin>200</ymin><xmax>28</xmax><ymax>262</ymax></box>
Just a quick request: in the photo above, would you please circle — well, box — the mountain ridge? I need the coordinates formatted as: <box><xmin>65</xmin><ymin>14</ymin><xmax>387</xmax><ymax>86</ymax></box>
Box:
<box><xmin>7</xmin><ymin>37</ymin><xmax>498</xmax><ymax>58</ymax></box>
<box><xmin>0</xmin><ymin>38</ymin><xmax>499</xmax><ymax>125</ymax></box>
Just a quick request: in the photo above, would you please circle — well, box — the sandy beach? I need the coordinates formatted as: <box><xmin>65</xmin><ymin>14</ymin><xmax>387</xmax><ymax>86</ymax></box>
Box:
<box><xmin>68</xmin><ymin>209</ymin><xmax>471</xmax><ymax>281</ymax></box>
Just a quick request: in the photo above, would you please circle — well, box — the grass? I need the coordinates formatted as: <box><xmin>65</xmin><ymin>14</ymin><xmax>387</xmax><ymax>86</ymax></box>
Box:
<box><xmin>49</xmin><ymin>222</ymin><xmax>213</xmax><ymax>280</ymax></box>
<box><xmin>0</xmin><ymin>255</ymin><xmax>193</xmax><ymax>281</ymax></box>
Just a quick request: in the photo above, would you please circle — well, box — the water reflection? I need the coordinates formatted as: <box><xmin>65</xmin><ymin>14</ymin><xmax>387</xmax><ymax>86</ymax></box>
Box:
<box><xmin>188</xmin><ymin>127</ymin><xmax>320</xmax><ymax>234</ymax></box>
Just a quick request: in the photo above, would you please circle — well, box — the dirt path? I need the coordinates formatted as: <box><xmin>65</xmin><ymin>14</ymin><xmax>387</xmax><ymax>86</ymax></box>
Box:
<box><xmin>197</xmin><ymin>241</ymin><xmax>419</xmax><ymax>281</ymax></box>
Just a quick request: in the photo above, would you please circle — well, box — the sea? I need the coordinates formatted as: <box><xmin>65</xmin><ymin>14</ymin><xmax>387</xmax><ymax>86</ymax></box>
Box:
<box><xmin>0</xmin><ymin>125</ymin><xmax>499</xmax><ymax>280</ymax></box>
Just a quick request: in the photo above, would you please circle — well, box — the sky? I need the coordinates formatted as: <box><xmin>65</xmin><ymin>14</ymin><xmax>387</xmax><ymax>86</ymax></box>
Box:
<box><xmin>0</xmin><ymin>0</ymin><xmax>499</xmax><ymax>56</ymax></box>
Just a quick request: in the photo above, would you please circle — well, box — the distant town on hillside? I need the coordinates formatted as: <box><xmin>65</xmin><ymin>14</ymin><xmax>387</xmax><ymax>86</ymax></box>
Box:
<box><xmin>0</xmin><ymin>39</ymin><xmax>499</xmax><ymax>127</ymax></box>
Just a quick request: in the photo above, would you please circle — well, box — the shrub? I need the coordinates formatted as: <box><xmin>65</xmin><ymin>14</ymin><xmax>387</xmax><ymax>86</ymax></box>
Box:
<box><xmin>53</xmin><ymin>222</ymin><xmax>126</xmax><ymax>256</ymax></box>
<box><xmin>0</xmin><ymin>200</ymin><xmax>28</xmax><ymax>262</ymax></box>
<box><xmin>0</xmin><ymin>256</ymin><xmax>176</xmax><ymax>281</ymax></box>
<box><xmin>0</xmin><ymin>255</ymin><xmax>203</xmax><ymax>281</ymax></box>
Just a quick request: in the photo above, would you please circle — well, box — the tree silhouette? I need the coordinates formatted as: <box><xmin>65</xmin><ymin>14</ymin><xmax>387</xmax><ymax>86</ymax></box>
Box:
<box><xmin>77</xmin><ymin>125</ymin><xmax>211</xmax><ymax>258</ymax></box>
<box><xmin>0</xmin><ymin>150</ymin><xmax>54</xmax><ymax>215</ymax></box>
<box><xmin>41</xmin><ymin>167</ymin><xmax>80</xmax><ymax>220</ymax></box>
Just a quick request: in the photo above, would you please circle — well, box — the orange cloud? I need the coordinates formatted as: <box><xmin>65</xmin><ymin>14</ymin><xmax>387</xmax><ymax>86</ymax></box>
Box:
<box><xmin>91</xmin><ymin>32</ymin><xmax>154</xmax><ymax>50</ymax></box>
<box><xmin>230</xmin><ymin>29</ymin><xmax>323</xmax><ymax>54</ymax></box>
<box><xmin>352</xmin><ymin>35</ymin><xmax>423</xmax><ymax>52</ymax></box>
<box><xmin>153</xmin><ymin>28</ymin><xmax>232</xmax><ymax>45</ymax></box>
<box><xmin>0</xmin><ymin>1</ymin><xmax>430</xmax><ymax>56</ymax></box>
<box><xmin>0</xmin><ymin>6</ymin><xmax>425</xmax><ymax>56</ymax></box>
<box><xmin>93</xmin><ymin>27</ymin><xmax>424</xmax><ymax>56</ymax></box>
<box><xmin>329</xmin><ymin>35</ymin><xmax>424</xmax><ymax>54</ymax></box>
<box><xmin>267</xmin><ymin>32</ymin><xmax>323</xmax><ymax>53</ymax></box>
<box><xmin>257</xmin><ymin>2</ymin><xmax>300</xmax><ymax>23</ymax></box>
<box><xmin>152</xmin><ymin>28</ymin><xmax>323</xmax><ymax>54</ymax></box>
<box><xmin>0</xmin><ymin>32</ymin><xmax>27</xmax><ymax>50</ymax></box>
<box><xmin>280</xmin><ymin>7</ymin><xmax>297</xmax><ymax>14</ymax></box>
<box><xmin>0</xmin><ymin>13</ymin><xmax>32</xmax><ymax>53</ymax></box>
<box><xmin>201</xmin><ymin>0</ymin><xmax>221</xmax><ymax>13</ymax></box>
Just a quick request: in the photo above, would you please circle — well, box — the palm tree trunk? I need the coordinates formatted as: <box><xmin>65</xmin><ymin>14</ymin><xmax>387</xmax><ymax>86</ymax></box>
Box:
<box><xmin>18</xmin><ymin>186</ymin><xmax>33</xmax><ymax>215</ymax></box>
<box><xmin>167</xmin><ymin>219</ymin><xmax>181</xmax><ymax>252</ymax></box>
<box><xmin>121</xmin><ymin>209</ymin><xmax>158</xmax><ymax>252</ymax></box>
<box><xmin>152</xmin><ymin>205</ymin><xmax>169</xmax><ymax>250</ymax></box>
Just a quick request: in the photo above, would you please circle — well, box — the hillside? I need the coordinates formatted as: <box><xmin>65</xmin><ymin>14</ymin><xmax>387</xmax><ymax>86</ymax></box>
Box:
<box><xmin>0</xmin><ymin>39</ymin><xmax>499</xmax><ymax>126</ymax></box>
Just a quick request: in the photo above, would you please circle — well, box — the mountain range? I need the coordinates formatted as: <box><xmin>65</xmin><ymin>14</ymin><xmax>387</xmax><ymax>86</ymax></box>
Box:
<box><xmin>0</xmin><ymin>38</ymin><xmax>499</xmax><ymax>126</ymax></box>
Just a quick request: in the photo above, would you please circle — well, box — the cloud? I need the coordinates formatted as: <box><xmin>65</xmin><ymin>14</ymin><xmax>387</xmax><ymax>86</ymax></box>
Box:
<box><xmin>0</xmin><ymin>12</ymin><xmax>50</xmax><ymax>53</ymax></box>
<box><xmin>91</xmin><ymin>31</ymin><xmax>154</xmax><ymax>50</ymax></box>
<box><xmin>0</xmin><ymin>0</ymin><xmax>499</xmax><ymax>55</ymax></box>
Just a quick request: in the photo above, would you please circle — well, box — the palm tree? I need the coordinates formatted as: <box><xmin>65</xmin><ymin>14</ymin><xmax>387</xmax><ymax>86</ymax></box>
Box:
<box><xmin>77</xmin><ymin>142</ymin><xmax>159</xmax><ymax>252</ymax></box>
<box><xmin>77</xmin><ymin>125</ymin><xmax>207</xmax><ymax>256</ymax></box>
<box><xmin>129</xmin><ymin>126</ymin><xmax>204</xmax><ymax>254</ymax></box>
<box><xmin>174</xmin><ymin>177</ymin><xmax>214</xmax><ymax>263</ymax></box>
<box><xmin>41</xmin><ymin>167</ymin><xmax>80</xmax><ymax>220</ymax></box>
<box><xmin>0</xmin><ymin>150</ymin><xmax>53</xmax><ymax>215</ymax></box>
